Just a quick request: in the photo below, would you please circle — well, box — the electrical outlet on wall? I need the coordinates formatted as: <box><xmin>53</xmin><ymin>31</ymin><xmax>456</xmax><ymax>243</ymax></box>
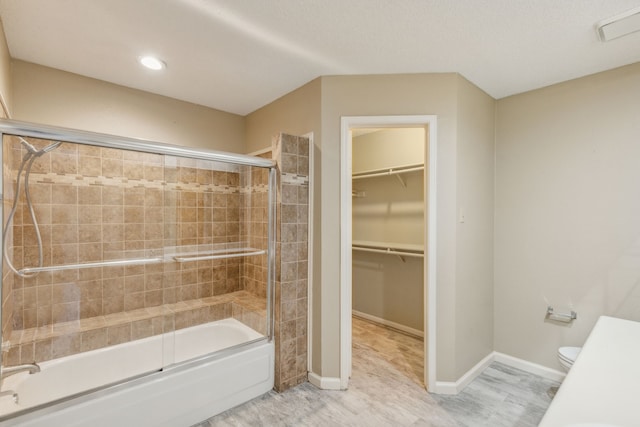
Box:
<box><xmin>458</xmin><ymin>209</ymin><xmax>465</xmax><ymax>223</ymax></box>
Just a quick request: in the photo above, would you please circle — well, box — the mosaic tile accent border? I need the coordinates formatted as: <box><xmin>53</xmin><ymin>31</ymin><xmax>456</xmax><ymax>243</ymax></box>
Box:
<box><xmin>281</xmin><ymin>172</ymin><xmax>309</xmax><ymax>186</ymax></box>
<box><xmin>23</xmin><ymin>172</ymin><xmax>269</xmax><ymax>194</ymax></box>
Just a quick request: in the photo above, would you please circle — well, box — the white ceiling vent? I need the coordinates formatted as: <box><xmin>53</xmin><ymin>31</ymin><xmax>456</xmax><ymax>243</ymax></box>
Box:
<box><xmin>597</xmin><ymin>6</ymin><xmax>640</xmax><ymax>42</ymax></box>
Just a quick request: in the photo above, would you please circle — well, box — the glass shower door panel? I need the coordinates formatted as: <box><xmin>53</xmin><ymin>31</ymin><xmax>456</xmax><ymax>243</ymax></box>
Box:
<box><xmin>0</xmin><ymin>136</ymin><xmax>167</xmax><ymax>416</ymax></box>
<box><xmin>160</xmin><ymin>157</ymin><xmax>269</xmax><ymax>368</ymax></box>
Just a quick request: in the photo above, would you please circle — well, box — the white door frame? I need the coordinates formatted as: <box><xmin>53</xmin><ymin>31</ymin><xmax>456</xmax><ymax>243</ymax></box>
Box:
<box><xmin>303</xmin><ymin>132</ymin><xmax>314</xmax><ymax>375</ymax></box>
<box><xmin>340</xmin><ymin>115</ymin><xmax>438</xmax><ymax>391</ymax></box>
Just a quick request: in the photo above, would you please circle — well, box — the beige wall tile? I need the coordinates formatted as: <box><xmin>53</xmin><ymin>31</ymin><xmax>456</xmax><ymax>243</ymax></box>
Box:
<box><xmin>102</xmin><ymin>158</ymin><xmax>123</xmax><ymax>178</ymax></box>
<box><xmin>144</xmin><ymin>290</ymin><xmax>162</xmax><ymax>307</ymax></box>
<box><xmin>79</xmin><ymin>224</ymin><xmax>101</xmax><ymax>242</ymax></box>
<box><xmin>107</xmin><ymin>323</ymin><xmax>131</xmax><ymax>346</ymax></box>
<box><xmin>80</xmin><ymin>299</ymin><xmax>102</xmax><ymax>319</ymax></box>
<box><xmin>79</xmin><ymin>156</ymin><xmax>102</xmax><ymax>176</ymax></box>
<box><xmin>81</xmin><ymin>328</ymin><xmax>107</xmax><ymax>352</ymax></box>
<box><xmin>51</xmin><ymin>186</ymin><xmax>78</xmax><ymax>205</ymax></box>
<box><xmin>78</xmin><ymin>205</ymin><xmax>102</xmax><ymax>224</ymax></box>
<box><xmin>51</xmin><ymin>205</ymin><xmax>78</xmax><ymax>225</ymax></box>
<box><xmin>123</xmin><ymin>187</ymin><xmax>144</xmax><ymax>205</ymax></box>
<box><xmin>131</xmin><ymin>319</ymin><xmax>153</xmax><ymax>340</ymax></box>
<box><xmin>51</xmin><ymin>152</ymin><xmax>78</xmax><ymax>174</ymax></box>
<box><xmin>51</xmin><ymin>333</ymin><xmax>81</xmax><ymax>359</ymax></box>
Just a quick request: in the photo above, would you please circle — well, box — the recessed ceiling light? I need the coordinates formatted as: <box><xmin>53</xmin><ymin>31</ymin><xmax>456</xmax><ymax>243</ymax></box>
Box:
<box><xmin>596</xmin><ymin>6</ymin><xmax>640</xmax><ymax>42</ymax></box>
<box><xmin>139</xmin><ymin>56</ymin><xmax>166</xmax><ymax>71</ymax></box>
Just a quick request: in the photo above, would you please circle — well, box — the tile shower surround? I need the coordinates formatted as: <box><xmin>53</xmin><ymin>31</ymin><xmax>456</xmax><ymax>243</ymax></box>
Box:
<box><xmin>2</xmin><ymin>137</ymin><xmax>270</xmax><ymax>365</ymax></box>
<box><xmin>2</xmin><ymin>133</ymin><xmax>309</xmax><ymax>394</ymax></box>
<box><xmin>273</xmin><ymin>134</ymin><xmax>309</xmax><ymax>391</ymax></box>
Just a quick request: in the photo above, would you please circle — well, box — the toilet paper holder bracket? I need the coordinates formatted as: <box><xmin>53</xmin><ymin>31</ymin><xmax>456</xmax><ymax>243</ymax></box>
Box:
<box><xmin>546</xmin><ymin>306</ymin><xmax>577</xmax><ymax>323</ymax></box>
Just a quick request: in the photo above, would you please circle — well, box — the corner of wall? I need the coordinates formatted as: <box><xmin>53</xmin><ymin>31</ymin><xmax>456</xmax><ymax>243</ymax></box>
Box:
<box><xmin>0</xmin><ymin>18</ymin><xmax>13</xmax><ymax>118</ymax></box>
<box><xmin>452</xmin><ymin>75</ymin><xmax>497</xmax><ymax>379</ymax></box>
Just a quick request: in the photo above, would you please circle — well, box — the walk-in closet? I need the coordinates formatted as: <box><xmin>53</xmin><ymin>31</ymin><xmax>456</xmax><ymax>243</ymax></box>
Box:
<box><xmin>351</xmin><ymin>127</ymin><xmax>426</xmax><ymax>385</ymax></box>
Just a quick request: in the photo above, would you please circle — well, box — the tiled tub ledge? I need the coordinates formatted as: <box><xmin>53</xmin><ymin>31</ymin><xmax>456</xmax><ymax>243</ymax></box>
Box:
<box><xmin>2</xmin><ymin>291</ymin><xmax>267</xmax><ymax>366</ymax></box>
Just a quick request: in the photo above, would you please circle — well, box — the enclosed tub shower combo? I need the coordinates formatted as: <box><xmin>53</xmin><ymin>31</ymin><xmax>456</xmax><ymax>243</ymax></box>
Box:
<box><xmin>0</xmin><ymin>120</ymin><xmax>277</xmax><ymax>426</ymax></box>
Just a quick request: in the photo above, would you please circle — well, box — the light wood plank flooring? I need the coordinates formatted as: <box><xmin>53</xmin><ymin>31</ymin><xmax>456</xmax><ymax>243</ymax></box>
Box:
<box><xmin>352</xmin><ymin>315</ymin><xmax>425</xmax><ymax>386</ymax></box>
<box><xmin>195</xmin><ymin>317</ymin><xmax>559</xmax><ymax>426</ymax></box>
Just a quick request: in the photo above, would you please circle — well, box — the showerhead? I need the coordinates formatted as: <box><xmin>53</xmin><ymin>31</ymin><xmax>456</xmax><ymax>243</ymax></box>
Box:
<box><xmin>39</xmin><ymin>141</ymin><xmax>63</xmax><ymax>154</ymax></box>
<box><xmin>19</xmin><ymin>137</ymin><xmax>62</xmax><ymax>157</ymax></box>
<box><xmin>19</xmin><ymin>137</ymin><xmax>39</xmax><ymax>155</ymax></box>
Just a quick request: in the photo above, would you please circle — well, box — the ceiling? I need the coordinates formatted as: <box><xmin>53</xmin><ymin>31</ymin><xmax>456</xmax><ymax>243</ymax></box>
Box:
<box><xmin>0</xmin><ymin>0</ymin><xmax>639</xmax><ymax>116</ymax></box>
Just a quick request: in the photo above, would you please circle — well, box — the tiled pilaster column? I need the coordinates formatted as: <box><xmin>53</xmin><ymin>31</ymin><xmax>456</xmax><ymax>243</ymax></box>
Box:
<box><xmin>273</xmin><ymin>133</ymin><xmax>309</xmax><ymax>391</ymax></box>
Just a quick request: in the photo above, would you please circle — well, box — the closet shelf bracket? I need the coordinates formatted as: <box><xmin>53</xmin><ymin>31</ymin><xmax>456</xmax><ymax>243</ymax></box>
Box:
<box><xmin>394</xmin><ymin>174</ymin><xmax>407</xmax><ymax>188</ymax></box>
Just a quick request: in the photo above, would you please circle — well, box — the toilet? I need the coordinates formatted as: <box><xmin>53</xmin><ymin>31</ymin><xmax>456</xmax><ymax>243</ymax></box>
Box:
<box><xmin>557</xmin><ymin>346</ymin><xmax>581</xmax><ymax>372</ymax></box>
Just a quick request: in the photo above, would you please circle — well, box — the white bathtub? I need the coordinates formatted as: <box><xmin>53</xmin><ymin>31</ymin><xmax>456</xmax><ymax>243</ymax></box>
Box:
<box><xmin>0</xmin><ymin>318</ymin><xmax>274</xmax><ymax>427</ymax></box>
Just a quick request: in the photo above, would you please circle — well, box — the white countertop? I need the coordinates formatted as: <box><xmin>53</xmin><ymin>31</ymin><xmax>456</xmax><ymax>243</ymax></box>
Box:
<box><xmin>539</xmin><ymin>316</ymin><xmax>640</xmax><ymax>427</ymax></box>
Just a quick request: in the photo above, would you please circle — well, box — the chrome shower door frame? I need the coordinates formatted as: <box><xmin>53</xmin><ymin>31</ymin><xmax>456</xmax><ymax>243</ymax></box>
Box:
<box><xmin>0</xmin><ymin>118</ymin><xmax>277</xmax><ymax>422</ymax></box>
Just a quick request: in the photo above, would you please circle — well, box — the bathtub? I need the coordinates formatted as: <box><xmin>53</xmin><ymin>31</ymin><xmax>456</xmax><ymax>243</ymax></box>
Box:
<box><xmin>0</xmin><ymin>318</ymin><xmax>274</xmax><ymax>427</ymax></box>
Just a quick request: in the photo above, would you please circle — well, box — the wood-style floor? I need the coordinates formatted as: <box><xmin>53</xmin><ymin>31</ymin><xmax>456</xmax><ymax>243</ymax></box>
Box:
<box><xmin>351</xmin><ymin>315</ymin><xmax>425</xmax><ymax>387</ymax></box>
<box><xmin>195</xmin><ymin>317</ymin><xmax>559</xmax><ymax>426</ymax></box>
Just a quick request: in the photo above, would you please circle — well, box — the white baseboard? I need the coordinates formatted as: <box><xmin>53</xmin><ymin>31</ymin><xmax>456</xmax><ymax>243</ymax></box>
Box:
<box><xmin>308</xmin><ymin>372</ymin><xmax>342</xmax><ymax>390</ymax></box>
<box><xmin>493</xmin><ymin>352</ymin><xmax>566</xmax><ymax>383</ymax></box>
<box><xmin>352</xmin><ymin>310</ymin><xmax>424</xmax><ymax>338</ymax></box>
<box><xmin>433</xmin><ymin>351</ymin><xmax>494</xmax><ymax>395</ymax></box>
<box><xmin>432</xmin><ymin>351</ymin><xmax>565</xmax><ymax>395</ymax></box>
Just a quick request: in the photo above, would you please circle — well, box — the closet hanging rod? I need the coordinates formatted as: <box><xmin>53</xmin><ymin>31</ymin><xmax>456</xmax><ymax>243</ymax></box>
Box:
<box><xmin>18</xmin><ymin>257</ymin><xmax>165</xmax><ymax>274</ymax></box>
<box><xmin>351</xmin><ymin>245</ymin><xmax>424</xmax><ymax>258</ymax></box>
<box><xmin>352</xmin><ymin>165</ymin><xmax>424</xmax><ymax>180</ymax></box>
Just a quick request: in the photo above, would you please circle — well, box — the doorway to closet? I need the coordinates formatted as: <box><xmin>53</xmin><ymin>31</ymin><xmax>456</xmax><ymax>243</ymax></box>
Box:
<box><xmin>339</xmin><ymin>115</ymin><xmax>437</xmax><ymax>392</ymax></box>
<box><xmin>351</xmin><ymin>126</ymin><xmax>425</xmax><ymax>385</ymax></box>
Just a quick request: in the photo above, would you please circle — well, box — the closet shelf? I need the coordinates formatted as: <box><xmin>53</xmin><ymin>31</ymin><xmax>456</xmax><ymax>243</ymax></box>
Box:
<box><xmin>352</xmin><ymin>240</ymin><xmax>424</xmax><ymax>262</ymax></box>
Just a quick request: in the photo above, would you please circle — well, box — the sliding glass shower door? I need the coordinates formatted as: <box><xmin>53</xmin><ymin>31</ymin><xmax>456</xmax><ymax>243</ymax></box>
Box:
<box><xmin>0</xmin><ymin>122</ymin><xmax>275</xmax><ymax>420</ymax></box>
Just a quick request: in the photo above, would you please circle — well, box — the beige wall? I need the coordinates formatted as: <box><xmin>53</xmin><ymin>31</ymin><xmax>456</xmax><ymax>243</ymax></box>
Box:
<box><xmin>352</xmin><ymin>128</ymin><xmax>425</xmax><ymax>244</ymax></box>
<box><xmin>352</xmin><ymin>127</ymin><xmax>425</xmax><ymax>173</ymax></box>
<box><xmin>245</xmin><ymin>78</ymin><xmax>321</xmax><ymax>153</ymax></box>
<box><xmin>248</xmin><ymin>73</ymin><xmax>466</xmax><ymax>380</ymax></box>
<box><xmin>0</xmin><ymin>19</ymin><xmax>11</xmax><ymax>118</ymax></box>
<box><xmin>12</xmin><ymin>61</ymin><xmax>246</xmax><ymax>152</ymax></box>
<box><xmin>320</xmin><ymin>74</ymin><xmax>496</xmax><ymax>381</ymax></box>
<box><xmin>454</xmin><ymin>76</ymin><xmax>496</xmax><ymax>375</ymax></box>
<box><xmin>322</xmin><ymin>73</ymin><xmax>457</xmax><ymax>380</ymax></box>
<box><xmin>495</xmin><ymin>62</ymin><xmax>640</xmax><ymax>369</ymax></box>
